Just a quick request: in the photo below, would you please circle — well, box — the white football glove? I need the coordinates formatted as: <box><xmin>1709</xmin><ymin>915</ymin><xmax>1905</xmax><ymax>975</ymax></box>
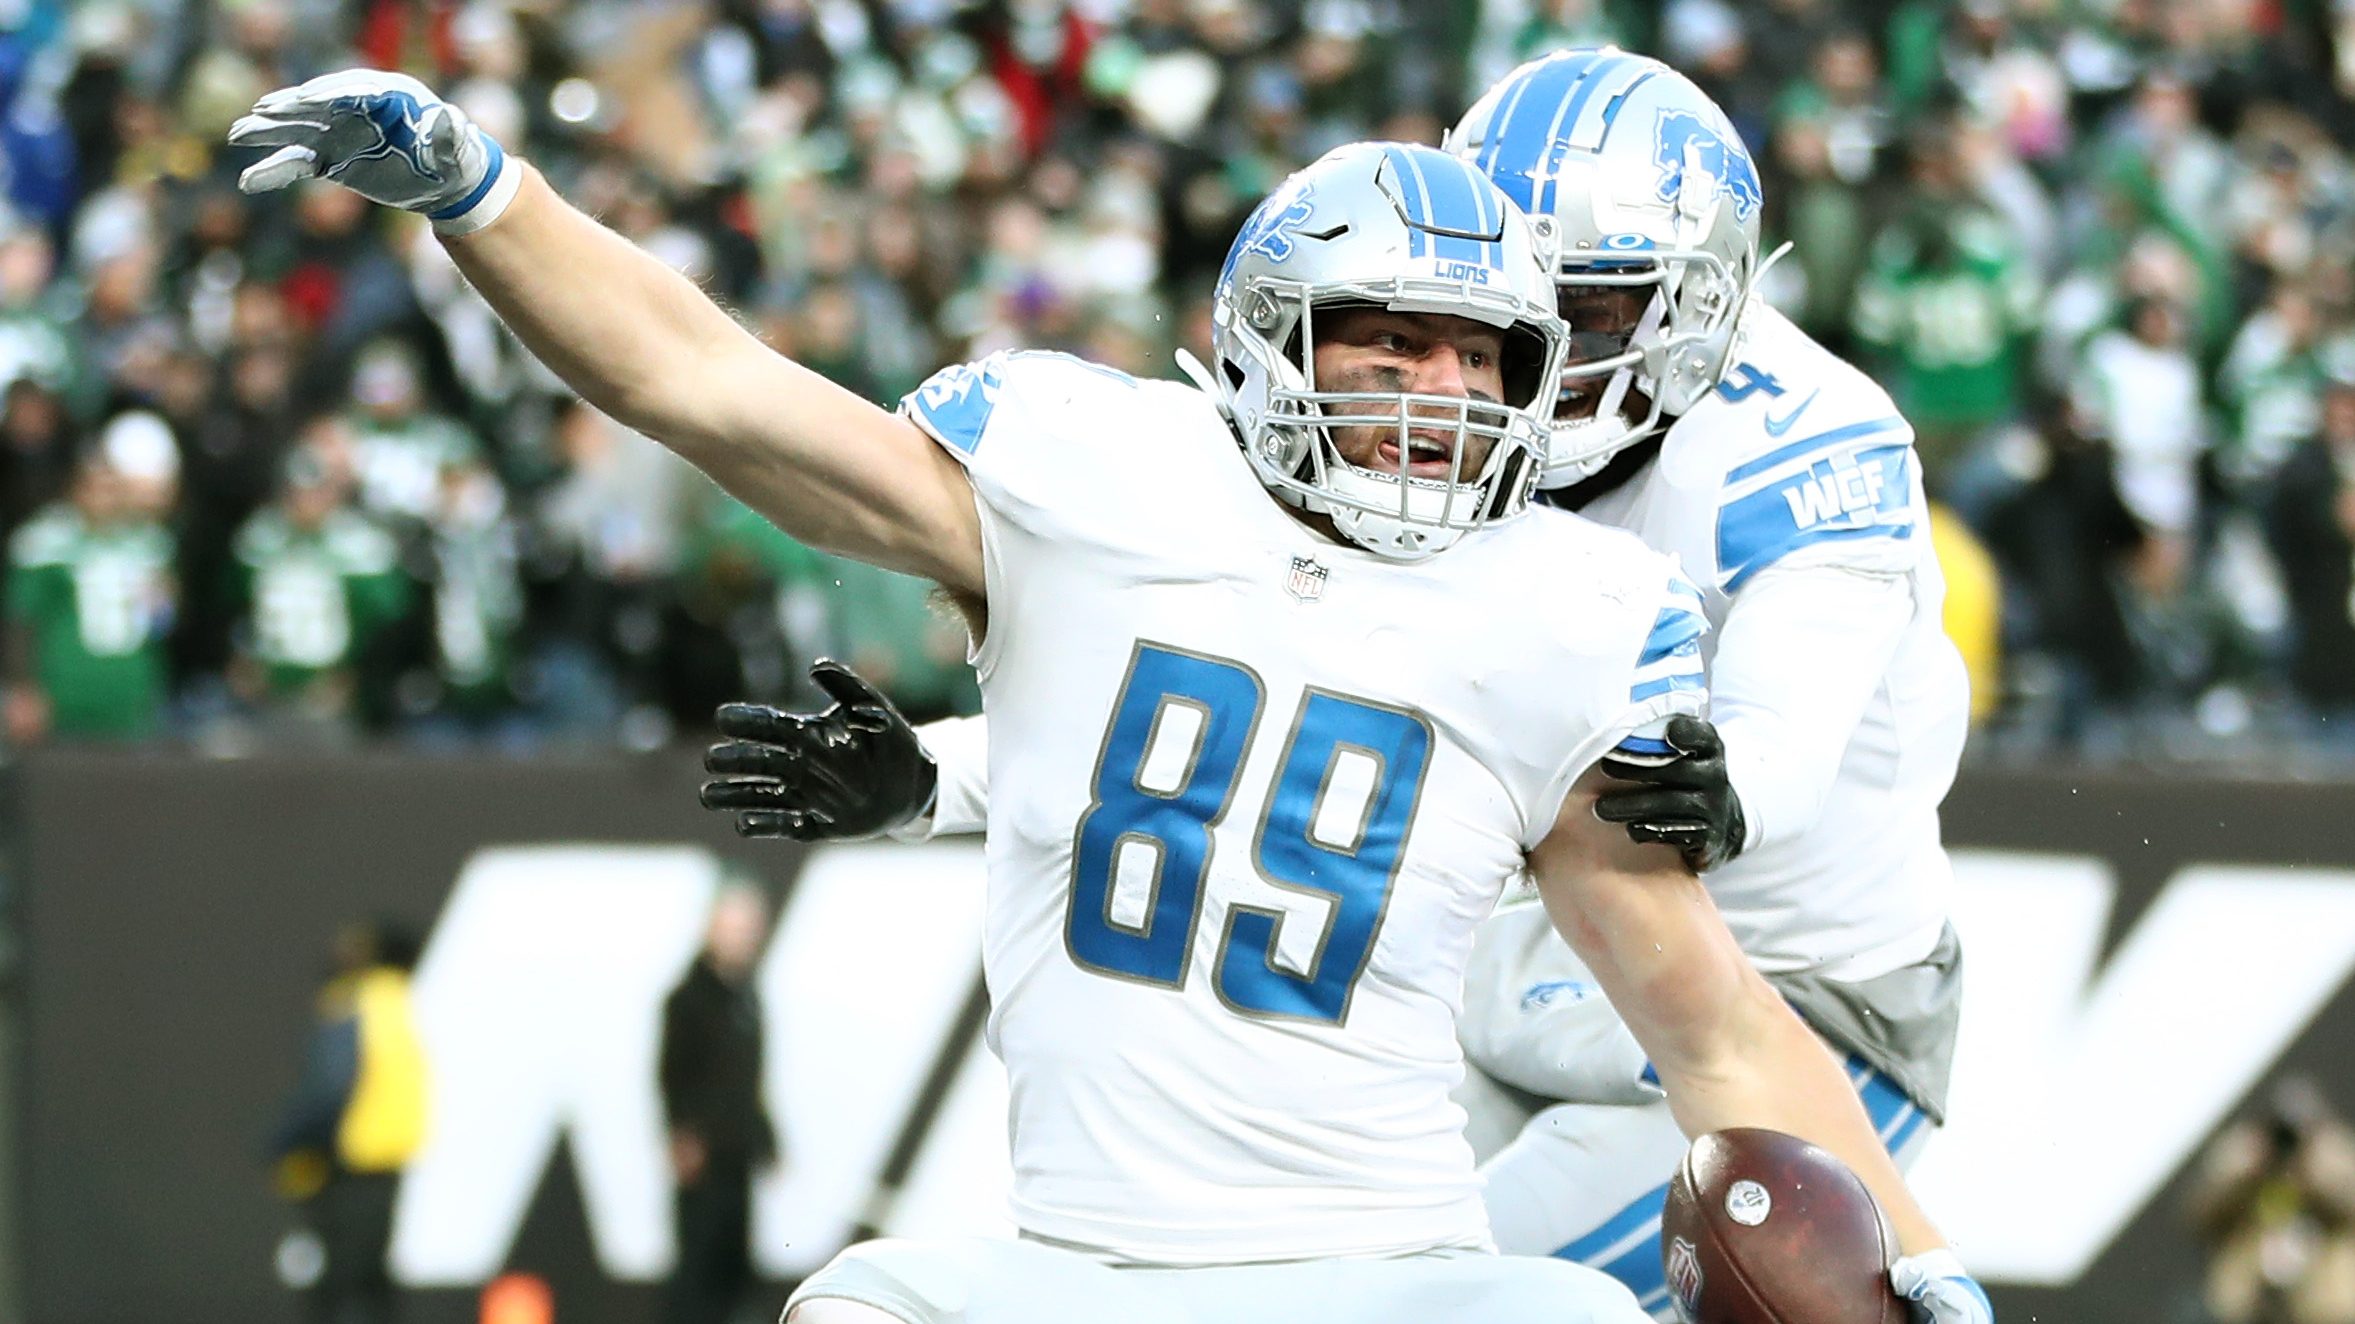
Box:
<box><xmin>227</xmin><ymin>69</ymin><xmax>519</xmax><ymax>236</ymax></box>
<box><xmin>1890</xmin><ymin>1250</ymin><xmax>1994</xmax><ymax>1324</ymax></box>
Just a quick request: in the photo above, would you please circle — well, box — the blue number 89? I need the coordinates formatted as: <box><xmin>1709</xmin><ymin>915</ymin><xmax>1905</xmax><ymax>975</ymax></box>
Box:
<box><xmin>1066</xmin><ymin>643</ymin><xmax>1434</xmax><ymax>1025</ymax></box>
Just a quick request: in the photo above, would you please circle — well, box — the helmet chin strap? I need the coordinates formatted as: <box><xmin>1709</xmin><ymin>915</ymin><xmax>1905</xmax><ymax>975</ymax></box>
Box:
<box><xmin>1176</xmin><ymin>347</ymin><xmax>1224</xmax><ymax>401</ymax></box>
<box><xmin>1322</xmin><ymin>463</ymin><xmax>1458</xmax><ymax>560</ymax></box>
<box><xmin>1593</xmin><ymin>363</ymin><xmax>1636</xmax><ymax>430</ymax></box>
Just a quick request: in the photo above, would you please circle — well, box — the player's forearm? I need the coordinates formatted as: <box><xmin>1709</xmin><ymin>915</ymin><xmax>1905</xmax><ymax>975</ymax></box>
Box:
<box><xmin>1533</xmin><ymin>791</ymin><xmax>1949</xmax><ymax>1256</ymax></box>
<box><xmin>441</xmin><ymin>166</ymin><xmax>749</xmax><ymax>446</ymax></box>
<box><xmin>1533</xmin><ymin>792</ymin><xmax>1758</xmax><ymax>1084</ymax></box>
<box><xmin>1711</xmin><ymin>566</ymin><xmax>1911</xmax><ymax>851</ymax></box>
<box><xmin>443</xmin><ymin>167</ymin><xmax>978</xmax><ymax>587</ymax></box>
<box><xmin>1666</xmin><ymin>977</ymin><xmax>1949</xmax><ymax>1256</ymax></box>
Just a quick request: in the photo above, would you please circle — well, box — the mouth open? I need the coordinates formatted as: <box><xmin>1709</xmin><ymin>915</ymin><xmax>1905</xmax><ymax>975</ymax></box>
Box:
<box><xmin>1555</xmin><ymin>384</ymin><xmax>1604</xmax><ymax>421</ymax></box>
<box><xmin>1377</xmin><ymin>429</ymin><xmax>1461</xmax><ymax>478</ymax></box>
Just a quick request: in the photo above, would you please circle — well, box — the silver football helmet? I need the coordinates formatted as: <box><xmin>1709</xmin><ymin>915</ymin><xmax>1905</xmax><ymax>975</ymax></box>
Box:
<box><xmin>1207</xmin><ymin>141</ymin><xmax>1569</xmax><ymax>560</ymax></box>
<box><xmin>1448</xmin><ymin>48</ymin><xmax>1766</xmax><ymax>486</ymax></box>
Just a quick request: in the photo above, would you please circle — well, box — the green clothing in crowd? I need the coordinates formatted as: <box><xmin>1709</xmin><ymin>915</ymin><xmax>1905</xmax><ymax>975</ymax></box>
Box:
<box><xmin>231</xmin><ymin>510</ymin><xmax>410</xmax><ymax>695</ymax></box>
<box><xmin>350</xmin><ymin>414</ymin><xmax>483</xmax><ymax>522</ymax></box>
<box><xmin>0</xmin><ymin>303</ymin><xmax>89</xmax><ymax>410</ymax></box>
<box><xmin>5</xmin><ymin>506</ymin><xmax>174</xmax><ymax>738</ymax></box>
<box><xmin>427</xmin><ymin>520</ymin><xmax>524</xmax><ymax>714</ymax></box>
<box><xmin>1853</xmin><ymin>209</ymin><xmax>2041</xmax><ymax>476</ymax></box>
<box><xmin>686</xmin><ymin>491</ymin><xmax>978</xmax><ymax>720</ymax></box>
<box><xmin>815</xmin><ymin>554</ymin><xmax>979</xmax><ymax>724</ymax></box>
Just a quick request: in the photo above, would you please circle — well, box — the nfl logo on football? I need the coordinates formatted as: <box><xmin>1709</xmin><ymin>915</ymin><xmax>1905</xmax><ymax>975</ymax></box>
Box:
<box><xmin>1666</xmin><ymin>1235</ymin><xmax>1704</xmax><ymax>1323</ymax></box>
<box><xmin>1285</xmin><ymin>555</ymin><xmax>1329</xmax><ymax>603</ymax></box>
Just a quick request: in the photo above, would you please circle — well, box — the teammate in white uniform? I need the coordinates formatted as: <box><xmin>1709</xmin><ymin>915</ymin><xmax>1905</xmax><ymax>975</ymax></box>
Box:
<box><xmin>706</xmin><ymin>49</ymin><xmax>1986</xmax><ymax>1324</ymax></box>
<box><xmin>1443</xmin><ymin>50</ymin><xmax>1974</xmax><ymax>1316</ymax></box>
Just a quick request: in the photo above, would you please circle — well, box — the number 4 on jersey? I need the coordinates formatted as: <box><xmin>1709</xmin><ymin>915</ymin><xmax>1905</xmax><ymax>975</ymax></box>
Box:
<box><xmin>1715</xmin><ymin>362</ymin><xmax>1784</xmax><ymax>402</ymax></box>
<box><xmin>1067</xmin><ymin>642</ymin><xmax>1433</xmax><ymax>1026</ymax></box>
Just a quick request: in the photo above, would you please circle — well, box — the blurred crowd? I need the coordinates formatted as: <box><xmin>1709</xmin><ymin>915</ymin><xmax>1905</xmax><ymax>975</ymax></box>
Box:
<box><xmin>5</xmin><ymin>0</ymin><xmax>2355</xmax><ymax>765</ymax></box>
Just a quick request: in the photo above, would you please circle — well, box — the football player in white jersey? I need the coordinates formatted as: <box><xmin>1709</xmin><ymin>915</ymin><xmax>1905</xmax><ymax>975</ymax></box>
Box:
<box><xmin>229</xmin><ymin>69</ymin><xmax>1978</xmax><ymax>1324</ymax></box>
<box><xmin>1445</xmin><ymin>47</ymin><xmax>1974</xmax><ymax>1317</ymax></box>
<box><xmin>704</xmin><ymin>48</ymin><xmax>1986</xmax><ymax>1324</ymax></box>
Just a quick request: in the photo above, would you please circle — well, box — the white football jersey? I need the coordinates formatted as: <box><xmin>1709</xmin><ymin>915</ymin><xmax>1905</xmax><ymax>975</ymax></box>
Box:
<box><xmin>901</xmin><ymin>350</ymin><xmax>1706</xmax><ymax>1265</ymax></box>
<box><xmin>1565</xmin><ymin>306</ymin><xmax>1969</xmax><ymax>979</ymax></box>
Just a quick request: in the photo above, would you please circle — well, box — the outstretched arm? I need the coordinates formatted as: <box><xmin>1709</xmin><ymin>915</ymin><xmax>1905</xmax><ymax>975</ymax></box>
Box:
<box><xmin>231</xmin><ymin>72</ymin><xmax>980</xmax><ymax>595</ymax></box>
<box><xmin>438</xmin><ymin>170</ymin><xmax>979</xmax><ymax>591</ymax></box>
<box><xmin>1529</xmin><ymin>767</ymin><xmax>1948</xmax><ymax>1257</ymax></box>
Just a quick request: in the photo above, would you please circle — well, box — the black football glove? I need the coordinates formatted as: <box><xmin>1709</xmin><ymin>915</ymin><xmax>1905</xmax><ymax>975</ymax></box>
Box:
<box><xmin>1593</xmin><ymin>713</ymin><xmax>1747</xmax><ymax>872</ymax></box>
<box><xmin>699</xmin><ymin>659</ymin><xmax>938</xmax><ymax>841</ymax></box>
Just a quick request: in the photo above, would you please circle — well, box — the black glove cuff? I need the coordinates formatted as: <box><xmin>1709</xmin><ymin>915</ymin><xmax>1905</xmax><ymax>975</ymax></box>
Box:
<box><xmin>912</xmin><ymin>752</ymin><xmax>941</xmax><ymax>824</ymax></box>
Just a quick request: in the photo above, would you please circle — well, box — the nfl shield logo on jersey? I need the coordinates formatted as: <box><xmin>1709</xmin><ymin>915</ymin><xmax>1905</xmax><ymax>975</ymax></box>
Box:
<box><xmin>1284</xmin><ymin>555</ymin><xmax>1329</xmax><ymax>603</ymax></box>
<box><xmin>1667</xmin><ymin>1236</ymin><xmax>1705</xmax><ymax>1322</ymax></box>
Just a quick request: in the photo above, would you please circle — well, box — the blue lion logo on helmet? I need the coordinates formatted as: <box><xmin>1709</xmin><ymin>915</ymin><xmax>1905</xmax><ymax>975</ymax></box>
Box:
<box><xmin>1652</xmin><ymin>109</ymin><xmax>1762</xmax><ymax>223</ymax></box>
<box><xmin>1219</xmin><ymin>185</ymin><xmax>1317</xmax><ymax>291</ymax></box>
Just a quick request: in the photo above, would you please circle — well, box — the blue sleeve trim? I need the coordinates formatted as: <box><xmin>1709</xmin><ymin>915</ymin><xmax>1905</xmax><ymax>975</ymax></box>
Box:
<box><xmin>1614</xmin><ymin>735</ymin><xmax>1676</xmax><ymax>757</ymax></box>
<box><xmin>1724</xmin><ymin>524</ymin><xmax>1912</xmax><ymax>591</ymax></box>
<box><xmin>1724</xmin><ymin>416</ymin><xmax>1907</xmax><ymax>484</ymax></box>
<box><xmin>426</xmin><ymin>135</ymin><xmax>506</xmax><ymax>221</ymax></box>
<box><xmin>1638</xmin><ymin>605</ymin><xmax>1706</xmax><ymax>667</ymax></box>
<box><xmin>903</xmin><ymin>359</ymin><xmax>1004</xmax><ymax>456</ymax></box>
<box><xmin>1630</xmin><ymin>671</ymin><xmax>1703</xmax><ymax>701</ymax></box>
<box><xmin>1718</xmin><ymin>441</ymin><xmax>1916</xmax><ymax>590</ymax></box>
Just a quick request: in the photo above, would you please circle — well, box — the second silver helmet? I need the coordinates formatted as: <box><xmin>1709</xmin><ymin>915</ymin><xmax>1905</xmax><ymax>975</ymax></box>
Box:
<box><xmin>1449</xmin><ymin>48</ymin><xmax>1766</xmax><ymax>486</ymax></box>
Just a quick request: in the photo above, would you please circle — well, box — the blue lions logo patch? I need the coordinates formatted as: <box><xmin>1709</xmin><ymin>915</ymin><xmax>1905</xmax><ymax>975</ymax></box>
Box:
<box><xmin>1653</xmin><ymin>109</ymin><xmax>1762</xmax><ymax>223</ymax></box>
<box><xmin>1219</xmin><ymin>185</ymin><xmax>1317</xmax><ymax>289</ymax></box>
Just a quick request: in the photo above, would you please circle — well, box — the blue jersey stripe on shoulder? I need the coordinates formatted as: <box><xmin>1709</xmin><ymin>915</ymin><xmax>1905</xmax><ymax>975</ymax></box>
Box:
<box><xmin>1724</xmin><ymin>523</ymin><xmax>1913</xmax><ymax>591</ymax></box>
<box><xmin>1717</xmin><ymin>440</ymin><xmax>1915</xmax><ymax>583</ymax></box>
<box><xmin>904</xmin><ymin>359</ymin><xmax>1003</xmax><ymax>455</ymax></box>
<box><xmin>1639</xmin><ymin>605</ymin><xmax>1705</xmax><ymax>667</ymax></box>
<box><xmin>1725</xmin><ymin>416</ymin><xmax>1907</xmax><ymax>485</ymax></box>
<box><xmin>1631</xmin><ymin>671</ymin><xmax>1703</xmax><ymax>702</ymax></box>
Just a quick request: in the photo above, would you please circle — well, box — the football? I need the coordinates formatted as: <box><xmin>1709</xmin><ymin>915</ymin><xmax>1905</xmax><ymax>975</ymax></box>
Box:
<box><xmin>1658</xmin><ymin>1129</ymin><xmax>1907</xmax><ymax>1324</ymax></box>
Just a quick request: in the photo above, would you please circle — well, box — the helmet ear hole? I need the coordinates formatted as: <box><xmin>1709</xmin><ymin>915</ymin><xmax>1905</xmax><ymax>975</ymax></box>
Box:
<box><xmin>1500</xmin><ymin>323</ymin><xmax>1554</xmax><ymax>412</ymax></box>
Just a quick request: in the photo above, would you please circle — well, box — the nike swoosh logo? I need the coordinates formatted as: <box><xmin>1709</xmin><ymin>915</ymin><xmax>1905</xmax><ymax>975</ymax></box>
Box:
<box><xmin>1763</xmin><ymin>388</ymin><xmax>1821</xmax><ymax>437</ymax></box>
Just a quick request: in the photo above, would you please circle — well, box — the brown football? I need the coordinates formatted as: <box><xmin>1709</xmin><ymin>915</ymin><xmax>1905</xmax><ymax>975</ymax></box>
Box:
<box><xmin>1658</xmin><ymin>1128</ymin><xmax>1907</xmax><ymax>1324</ymax></box>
